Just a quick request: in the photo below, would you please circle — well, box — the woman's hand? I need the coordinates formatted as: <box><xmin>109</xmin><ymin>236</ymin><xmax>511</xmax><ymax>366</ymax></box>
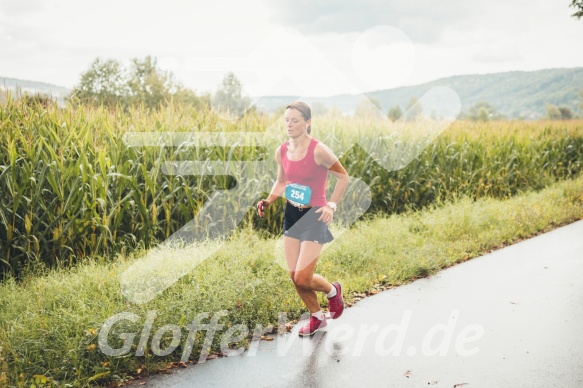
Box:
<box><xmin>256</xmin><ymin>199</ymin><xmax>270</xmax><ymax>218</ymax></box>
<box><xmin>315</xmin><ymin>205</ymin><xmax>334</xmax><ymax>225</ymax></box>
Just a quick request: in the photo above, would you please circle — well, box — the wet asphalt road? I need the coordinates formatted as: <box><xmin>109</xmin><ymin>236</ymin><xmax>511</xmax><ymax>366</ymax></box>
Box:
<box><xmin>144</xmin><ymin>220</ymin><xmax>583</xmax><ymax>388</ymax></box>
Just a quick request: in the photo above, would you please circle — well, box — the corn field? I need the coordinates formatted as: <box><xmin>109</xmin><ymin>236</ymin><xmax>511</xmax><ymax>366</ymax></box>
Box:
<box><xmin>1</xmin><ymin>98</ymin><xmax>582</xmax><ymax>278</ymax></box>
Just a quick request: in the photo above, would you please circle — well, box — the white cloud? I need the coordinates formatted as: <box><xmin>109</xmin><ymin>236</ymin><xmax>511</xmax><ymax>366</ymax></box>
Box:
<box><xmin>0</xmin><ymin>0</ymin><xmax>581</xmax><ymax>96</ymax></box>
<box><xmin>267</xmin><ymin>0</ymin><xmax>472</xmax><ymax>44</ymax></box>
<box><xmin>473</xmin><ymin>45</ymin><xmax>523</xmax><ymax>63</ymax></box>
<box><xmin>0</xmin><ymin>0</ymin><xmax>47</xmax><ymax>17</ymax></box>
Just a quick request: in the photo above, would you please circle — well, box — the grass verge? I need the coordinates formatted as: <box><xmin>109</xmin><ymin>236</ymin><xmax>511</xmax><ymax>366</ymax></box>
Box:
<box><xmin>1</xmin><ymin>175</ymin><xmax>582</xmax><ymax>387</ymax></box>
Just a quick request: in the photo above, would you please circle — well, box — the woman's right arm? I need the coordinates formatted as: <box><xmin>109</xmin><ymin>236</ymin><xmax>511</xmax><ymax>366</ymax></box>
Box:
<box><xmin>257</xmin><ymin>146</ymin><xmax>288</xmax><ymax>217</ymax></box>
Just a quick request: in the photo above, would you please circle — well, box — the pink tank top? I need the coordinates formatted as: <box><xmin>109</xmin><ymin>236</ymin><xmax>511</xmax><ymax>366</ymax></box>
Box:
<box><xmin>281</xmin><ymin>138</ymin><xmax>328</xmax><ymax>207</ymax></box>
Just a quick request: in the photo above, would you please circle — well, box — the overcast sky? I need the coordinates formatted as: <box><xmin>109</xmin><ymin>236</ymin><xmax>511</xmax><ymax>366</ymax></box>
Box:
<box><xmin>1</xmin><ymin>0</ymin><xmax>581</xmax><ymax>97</ymax></box>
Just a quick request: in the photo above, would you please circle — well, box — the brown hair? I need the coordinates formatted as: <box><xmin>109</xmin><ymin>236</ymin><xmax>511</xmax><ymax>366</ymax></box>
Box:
<box><xmin>286</xmin><ymin>101</ymin><xmax>312</xmax><ymax>134</ymax></box>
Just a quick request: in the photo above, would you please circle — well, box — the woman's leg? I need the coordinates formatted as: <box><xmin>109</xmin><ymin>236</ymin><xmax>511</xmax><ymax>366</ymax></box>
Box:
<box><xmin>284</xmin><ymin>236</ymin><xmax>301</xmax><ymax>281</ymax></box>
<box><xmin>292</xmin><ymin>241</ymin><xmax>333</xmax><ymax>313</ymax></box>
<box><xmin>284</xmin><ymin>236</ymin><xmax>319</xmax><ymax>310</ymax></box>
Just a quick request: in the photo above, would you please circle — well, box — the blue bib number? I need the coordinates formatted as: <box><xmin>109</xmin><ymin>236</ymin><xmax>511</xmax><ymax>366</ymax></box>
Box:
<box><xmin>285</xmin><ymin>183</ymin><xmax>312</xmax><ymax>206</ymax></box>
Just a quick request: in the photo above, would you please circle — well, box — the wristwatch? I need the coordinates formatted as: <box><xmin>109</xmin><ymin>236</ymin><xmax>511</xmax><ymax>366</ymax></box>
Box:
<box><xmin>327</xmin><ymin>202</ymin><xmax>337</xmax><ymax>211</ymax></box>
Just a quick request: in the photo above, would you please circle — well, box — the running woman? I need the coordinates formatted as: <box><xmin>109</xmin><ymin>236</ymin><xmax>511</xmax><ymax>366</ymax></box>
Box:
<box><xmin>257</xmin><ymin>101</ymin><xmax>349</xmax><ymax>336</ymax></box>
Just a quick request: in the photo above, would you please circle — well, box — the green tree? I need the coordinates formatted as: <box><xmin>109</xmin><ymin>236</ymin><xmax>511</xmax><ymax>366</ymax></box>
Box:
<box><xmin>579</xmin><ymin>89</ymin><xmax>583</xmax><ymax>113</ymax></box>
<box><xmin>478</xmin><ymin>107</ymin><xmax>490</xmax><ymax>122</ymax></box>
<box><xmin>403</xmin><ymin>97</ymin><xmax>423</xmax><ymax>121</ymax></box>
<box><xmin>70</xmin><ymin>56</ymin><xmax>203</xmax><ymax>110</ymax></box>
<box><xmin>467</xmin><ymin>101</ymin><xmax>500</xmax><ymax>121</ymax></box>
<box><xmin>69</xmin><ymin>58</ymin><xmax>129</xmax><ymax>108</ymax></box>
<box><xmin>172</xmin><ymin>87</ymin><xmax>208</xmax><ymax>109</ymax></box>
<box><xmin>546</xmin><ymin>104</ymin><xmax>561</xmax><ymax>120</ymax></box>
<box><xmin>571</xmin><ymin>0</ymin><xmax>583</xmax><ymax>19</ymax></box>
<box><xmin>558</xmin><ymin>106</ymin><xmax>573</xmax><ymax>120</ymax></box>
<box><xmin>387</xmin><ymin>105</ymin><xmax>402</xmax><ymax>122</ymax></box>
<box><xmin>546</xmin><ymin>104</ymin><xmax>573</xmax><ymax>120</ymax></box>
<box><xmin>127</xmin><ymin>56</ymin><xmax>171</xmax><ymax>109</ymax></box>
<box><xmin>127</xmin><ymin>56</ymin><xmax>204</xmax><ymax>109</ymax></box>
<box><xmin>211</xmin><ymin>72</ymin><xmax>251</xmax><ymax>119</ymax></box>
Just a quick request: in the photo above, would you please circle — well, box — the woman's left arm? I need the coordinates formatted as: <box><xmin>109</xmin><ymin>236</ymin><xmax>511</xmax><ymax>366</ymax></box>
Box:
<box><xmin>314</xmin><ymin>143</ymin><xmax>349</xmax><ymax>222</ymax></box>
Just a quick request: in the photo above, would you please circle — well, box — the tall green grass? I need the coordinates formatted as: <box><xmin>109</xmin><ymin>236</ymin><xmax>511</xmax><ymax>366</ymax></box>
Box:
<box><xmin>1</xmin><ymin>98</ymin><xmax>582</xmax><ymax>278</ymax></box>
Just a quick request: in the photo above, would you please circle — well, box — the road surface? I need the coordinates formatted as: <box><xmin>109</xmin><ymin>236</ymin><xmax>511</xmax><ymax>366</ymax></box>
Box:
<box><xmin>144</xmin><ymin>220</ymin><xmax>583</xmax><ymax>388</ymax></box>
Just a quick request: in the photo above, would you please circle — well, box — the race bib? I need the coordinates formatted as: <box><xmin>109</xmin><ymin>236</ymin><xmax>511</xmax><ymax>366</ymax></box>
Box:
<box><xmin>285</xmin><ymin>183</ymin><xmax>312</xmax><ymax>206</ymax></box>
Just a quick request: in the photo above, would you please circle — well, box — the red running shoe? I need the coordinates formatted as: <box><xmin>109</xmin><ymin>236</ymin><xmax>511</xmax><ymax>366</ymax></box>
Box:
<box><xmin>298</xmin><ymin>315</ymin><xmax>328</xmax><ymax>336</ymax></box>
<box><xmin>328</xmin><ymin>282</ymin><xmax>344</xmax><ymax>319</ymax></box>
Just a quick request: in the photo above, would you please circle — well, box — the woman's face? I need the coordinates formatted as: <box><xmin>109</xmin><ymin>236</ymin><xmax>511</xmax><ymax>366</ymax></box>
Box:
<box><xmin>285</xmin><ymin>108</ymin><xmax>310</xmax><ymax>138</ymax></box>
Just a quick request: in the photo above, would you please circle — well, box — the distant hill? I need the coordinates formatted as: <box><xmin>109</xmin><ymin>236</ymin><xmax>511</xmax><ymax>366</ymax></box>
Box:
<box><xmin>253</xmin><ymin>67</ymin><xmax>583</xmax><ymax>119</ymax></box>
<box><xmin>3</xmin><ymin>68</ymin><xmax>582</xmax><ymax>118</ymax></box>
<box><xmin>0</xmin><ymin>77</ymin><xmax>69</xmax><ymax>106</ymax></box>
